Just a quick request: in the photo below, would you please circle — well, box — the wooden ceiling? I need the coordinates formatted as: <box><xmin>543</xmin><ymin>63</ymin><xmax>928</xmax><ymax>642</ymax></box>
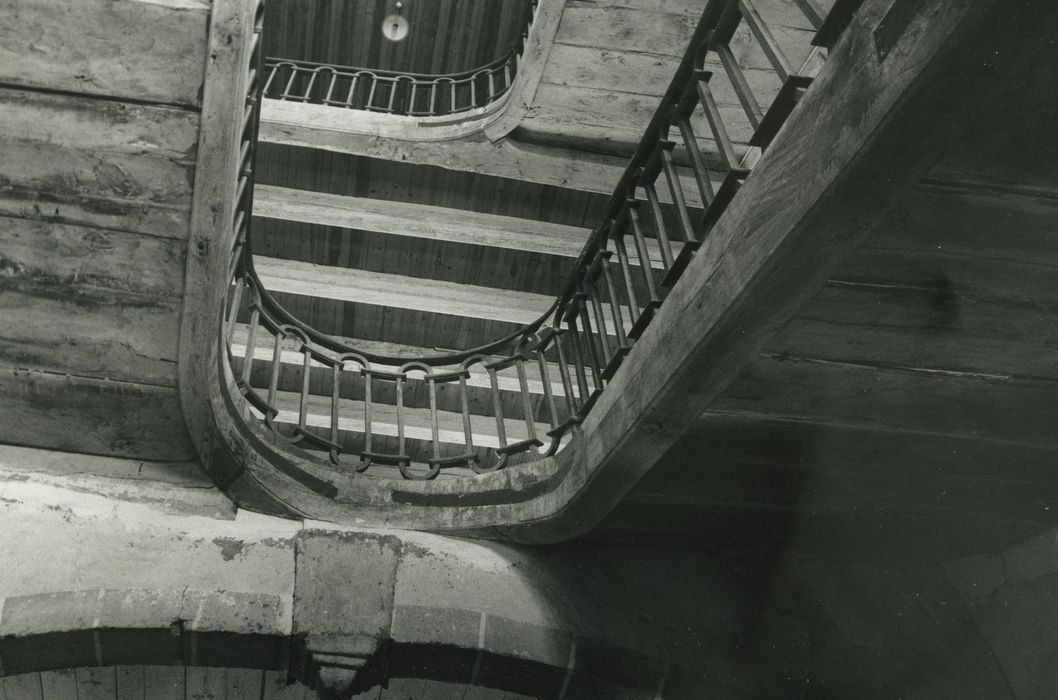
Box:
<box><xmin>263</xmin><ymin>0</ymin><xmax>531</xmax><ymax>72</ymax></box>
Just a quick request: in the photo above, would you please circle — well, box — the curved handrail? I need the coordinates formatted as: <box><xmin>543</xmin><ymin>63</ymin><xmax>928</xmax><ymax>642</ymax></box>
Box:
<box><xmin>225</xmin><ymin>0</ymin><xmax>846</xmax><ymax>482</ymax></box>
<box><xmin>263</xmin><ymin>1</ymin><xmax>539</xmax><ymax>117</ymax></box>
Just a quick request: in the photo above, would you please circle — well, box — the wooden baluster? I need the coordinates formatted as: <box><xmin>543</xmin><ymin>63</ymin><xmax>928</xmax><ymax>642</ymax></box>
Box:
<box><xmin>366</xmin><ymin>75</ymin><xmax>378</xmax><ymax>110</ymax></box>
<box><xmin>643</xmin><ymin>182</ymin><xmax>677</xmax><ymax>267</ymax></box>
<box><xmin>362</xmin><ymin>370</ymin><xmax>373</xmax><ymax>455</ymax></box>
<box><xmin>661</xmin><ymin>144</ymin><xmax>699</xmax><ymax>244</ymax></box>
<box><xmin>793</xmin><ymin>0</ymin><xmax>826</xmax><ymax>30</ymax></box>
<box><xmin>330</xmin><ymin>363</ymin><xmax>341</xmax><ymax>450</ymax></box>
<box><xmin>297</xmin><ymin>348</ymin><xmax>311</xmax><ymax>433</ymax></box>
<box><xmin>428</xmin><ymin>375</ymin><xmax>441</xmax><ymax>463</ymax></box>
<box><xmin>262</xmin><ymin>63</ymin><xmax>279</xmax><ymax>96</ymax></box>
<box><xmin>280</xmin><ymin>66</ymin><xmax>298</xmax><ymax>100</ymax></box>
<box><xmin>566</xmin><ymin>314</ymin><xmax>592</xmax><ymax>403</ymax></box>
<box><xmin>627</xmin><ymin>203</ymin><xmax>662</xmax><ymax>303</ymax></box>
<box><xmin>459</xmin><ymin>373</ymin><xmax>475</xmax><ymax>452</ymax></box>
<box><xmin>516</xmin><ymin>358</ymin><xmax>537</xmax><ymax>444</ymax></box>
<box><xmin>553</xmin><ymin>330</ymin><xmax>578</xmax><ymax>416</ymax></box>
<box><xmin>536</xmin><ymin>344</ymin><xmax>560</xmax><ymax>431</ymax></box>
<box><xmin>612</xmin><ymin>234</ymin><xmax>640</xmax><ymax>322</ymax></box>
<box><xmin>267</xmin><ymin>332</ymin><xmax>283</xmax><ymax>408</ymax></box>
<box><xmin>740</xmin><ymin>0</ymin><xmax>793</xmax><ymax>82</ymax></box>
<box><xmin>386</xmin><ymin>78</ymin><xmax>398</xmax><ymax>113</ymax></box>
<box><xmin>429</xmin><ymin>82</ymin><xmax>438</xmax><ymax>115</ymax></box>
<box><xmin>675</xmin><ymin>117</ymin><xmax>717</xmax><ymax>209</ymax></box>
<box><xmin>695</xmin><ymin>71</ymin><xmax>741</xmax><ymax>171</ymax></box>
<box><xmin>488</xmin><ymin>365</ymin><xmax>508</xmax><ymax>449</ymax></box>
<box><xmin>303</xmin><ymin>69</ymin><xmax>319</xmax><ymax>102</ymax></box>
<box><xmin>586</xmin><ymin>274</ymin><xmax>613</xmax><ymax>364</ymax></box>
<box><xmin>395</xmin><ymin>375</ymin><xmax>406</xmax><ymax>458</ymax></box>
<box><xmin>240</xmin><ymin>307</ymin><xmax>260</xmax><ymax>386</ymax></box>
<box><xmin>324</xmin><ymin>70</ymin><xmax>338</xmax><ymax>105</ymax></box>
<box><xmin>226</xmin><ymin>278</ymin><xmax>245</xmax><ymax>344</ymax></box>
<box><xmin>577</xmin><ymin>304</ymin><xmax>604</xmax><ymax>391</ymax></box>
<box><xmin>351</xmin><ymin>74</ymin><xmax>363</xmax><ymax>107</ymax></box>
<box><xmin>714</xmin><ymin>42</ymin><xmax>764</xmax><ymax>130</ymax></box>
<box><xmin>600</xmin><ymin>253</ymin><xmax>629</xmax><ymax>352</ymax></box>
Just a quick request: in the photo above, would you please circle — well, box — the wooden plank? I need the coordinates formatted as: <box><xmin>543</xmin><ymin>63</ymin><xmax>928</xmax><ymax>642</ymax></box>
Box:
<box><xmin>37</xmin><ymin>670</ymin><xmax>76</xmax><ymax>700</ymax></box>
<box><xmin>0</xmin><ymin>0</ymin><xmax>209</xmax><ymax>107</ymax></box>
<box><xmin>142</xmin><ymin>666</ymin><xmax>184</xmax><ymax>700</ymax></box>
<box><xmin>0</xmin><ymin>366</ymin><xmax>195</xmax><ymax>461</ymax></box>
<box><xmin>554</xmin><ymin>7</ymin><xmax>699</xmax><ymax>57</ymax></box>
<box><xmin>252</xmin><ymin>185</ymin><xmax>660</xmax><ymax>265</ymax></box>
<box><xmin>0</xmin><ymin>214</ymin><xmax>187</xmax><ymax>298</ymax></box>
<box><xmin>0</xmin><ymin>674</ymin><xmax>43</xmax><ymax>700</ymax></box>
<box><xmin>185</xmin><ymin>667</ymin><xmax>225</xmax><ymax>699</ymax></box>
<box><xmin>75</xmin><ymin>667</ymin><xmax>116</xmax><ymax>700</ymax></box>
<box><xmin>0</xmin><ymin>89</ymin><xmax>197</xmax><ymax>240</ymax></box>
<box><xmin>0</xmin><ymin>286</ymin><xmax>181</xmax><ymax>387</ymax></box>
<box><xmin>115</xmin><ymin>666</ymin><xmax>146</xmax><ymax>700</ymax></box>
<box><xmin>261</xmin><ymin>670</ymin><xmax>309</xmax><ymax>700</ymax></box>
<box><xmin>259</xmin><ymin>103</ymin><xmax>709</xmax><ymax>205</ymax></box>
<box><xmin>253</xmin><ymin>256</ymin><xmax>556</xmax><ymax>326</ymax></box>
<box><xmin>714</xmin><ymin>353</ymin><xmax>1058</xmax><ymax>448</ymax></box>
<box><xmin>225</xmin><ymin>669</ymin><xmax>264</xmax><ymax>699</ymax></box>
<box><xmin>508</xmin><ymin>0</ymin><xmax>1036</xmax><ymax>543</ymax></box>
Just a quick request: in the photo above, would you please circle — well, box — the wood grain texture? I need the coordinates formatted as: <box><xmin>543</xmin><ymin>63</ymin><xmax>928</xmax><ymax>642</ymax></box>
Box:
<box><xmin>253</xmin><ymin>184</ymin><xmax>636</xmax><ymax>263</ymax></box>
<box><xmin>0</xmin><ymin>674</ymin><xmax>43</xmax><ymax>700</ymax></box>
<box><xmin>0</xmin><ymin>214</ymin><xmax>186</xmax><ymax>298</ymax></box>
<box><xmin>0</xmin><ymin>366</ymin><xmax>195</xmax><ymax>461</ymax></box>
<box><xmin>253</xmin><ymin>255</ymin><xmax>556</xmax><ymax>325</ymax></box>
<box><xmin>0</xmin><ymin>286</ymin><xmax>181</xmax><ymax>387</ymax></box>
<box><xmin>0</xmin><ymin>89</ymin><xmax>198</xmax><ymax>240</ymax></box>
<box><xmin>0</xmin><ymin>0</ymin><xmax>209</xmax><ymax>107</ymax></box>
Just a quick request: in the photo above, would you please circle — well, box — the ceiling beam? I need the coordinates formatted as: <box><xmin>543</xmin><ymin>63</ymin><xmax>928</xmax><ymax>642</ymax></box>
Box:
<box><xmin>253</xmin><ymin>256</ymin><xmax>556</xmax><ymax>326</ymax></box>
<box><xmin>254</xmin><ymin>184</ymin><xmax>664</xmax><ymax>268</ymax></box>
<box><xmin>258</xmin><ymin>99</ymin><xmax>708</xmax><ymax>206</ymax></box>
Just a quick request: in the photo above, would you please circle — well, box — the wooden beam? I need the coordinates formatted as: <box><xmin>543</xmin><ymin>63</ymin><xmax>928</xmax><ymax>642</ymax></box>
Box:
<box><xmin>258</xmin><ymin>101</ymin><xmax>709</xmax><ymax>206</ymax></box>
<box><xmin>503</xmin><ymin>0</ymin><xmax>1044</xmax><ymax>543</ymax></box>
<box><xmin>254</xmin><ymin>185</ymin><xmax>665</xmax><ymax>268</ymax></box>
<box><xmin>0</xmin><ymin>365</ymin><xmax>196</xmax><ymax>461</ymax></box>
<box><xmin>0</xmin><ymin>0</ymin><xmax>209</xmax><ymax>108</ymax></box>
<box><xmin>0</xmin><ymin>88</ymin><xmax>197</xmax><ymax>240</ymax></box>
<box><xmin>252</xmin><ymin>256</ymin><xmax>556</xmax><ymax>325</ymax></box>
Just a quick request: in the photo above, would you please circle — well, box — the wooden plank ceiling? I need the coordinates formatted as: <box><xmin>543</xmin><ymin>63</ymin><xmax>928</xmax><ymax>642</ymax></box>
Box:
<box><xmin>0</xmin><ymin>0</ymin><xmax>206</xmax><ymax>461</ymax></box>
<box><xmin>263</xmin><ymin>0</ymin><xmax>530</xmax><ymax>73</ymax></box>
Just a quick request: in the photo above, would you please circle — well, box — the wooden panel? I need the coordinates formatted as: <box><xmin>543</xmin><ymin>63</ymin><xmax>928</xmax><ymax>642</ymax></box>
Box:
<box><xmin>0</xmin><ymin>89</ymin><xmax>198</xmax><ymax>240</ymax></box>
<box><xmin>254</xmin><ymin>256</ymin><xmax>556</xmax><ymax>325</ymax></box>
<box><xmin>0</xmin><ymin>674</ymin><xmax>43</xmax><ymax>700</ymax></box>
<box><xmin>37</xmin><ymin>670</ymin><xmax>76</xmax><ymax>700</ymax></box>
<box><xmin>143</xmin><ymin>666</ymin><xmax>184</xmax><ymax>700</ymax></box>
<box><xmin>554</xmin><ymin>6</ymin><xmax>698</xmax><ymax>57</ymax></box>
<box><xmin>75</xmin><ymin>667</ymin><xmax>116</xmax><ymax>700</ymax></box>
<box><xmin>0</xmin><ymin>0</ymin><xmax>209</xmax><ymax>107</ymax></box>
<box><xmin>252</xmin><ymin>184</ymin><xmax>651</xmax><ymax>264</ymax></box>
<box><xmin>0</xmin><ymin>215</ymin><xmax>186</xmax><ymax>298</ymax></box>
<box><xmin>115</xmin><ymin>666</ymin><xmax>146</xmax><ymax>700</ymax></box>
<box><xmin>715</xmin><ymin>353</ymin><xmax>1058</xmax><ymax>448</ymax></box>
<box><xmin>0</xmin><ymin>286</ymin><xmax>181</xmax><ymax>386</ymax></box>
<box><xmin>0</xmin><ymin>366</ymin><xmax>195</xmax><ymax>461</ymax></box>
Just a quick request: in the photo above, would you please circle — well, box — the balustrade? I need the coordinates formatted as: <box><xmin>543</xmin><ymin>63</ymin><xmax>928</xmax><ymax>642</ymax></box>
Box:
<box><xmin>221</xmin><ymin>0</ymin><xmax>861</xmax><ymax>479</ymax></box>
